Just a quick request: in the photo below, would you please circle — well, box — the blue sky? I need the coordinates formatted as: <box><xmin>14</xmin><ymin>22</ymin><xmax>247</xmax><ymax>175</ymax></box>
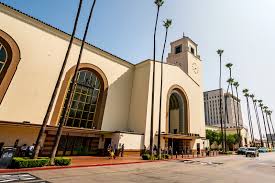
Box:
<box><xmin>1</xmin><ymin>0</ymin><xmax>275</xmax><ymax>138</ymax></box>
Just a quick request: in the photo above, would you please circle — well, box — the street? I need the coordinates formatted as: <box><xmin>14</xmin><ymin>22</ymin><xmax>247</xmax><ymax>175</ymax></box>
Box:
<box><xmin>3</xmin><ymin>152</ymin><xmax>274</xmax><ymax>183</ymax></box>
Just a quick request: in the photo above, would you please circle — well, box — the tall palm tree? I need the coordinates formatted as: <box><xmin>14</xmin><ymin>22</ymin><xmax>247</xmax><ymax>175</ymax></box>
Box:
<box><xmin>157</xmin><ymin>18</ymin><xmax>172</xmax><ymax>159</ymax></box>
<box><xmin>226</xmin><ymin>63</ymin><xmax>239</xmax><ymax>145</ymax></box>
<box><xmin>33</xmin><ymin>0</ymin><xmax>83</xmax><ymax>159</ymax></box>
<box><xmin>150</xmin><ymin>0</ymin><xmax>164</xmax><ymax>157</ymax></box>
<box><xmin>233</xmin><ymin>81</ymin><xmax>242</xmax><ymax>146</ymax></box>
<box><xmin>258</xmin><ymin>100</ymin><xmax>270</xmax><ymax>148</ymax></box>
<box><xmin>264</xmin><ymin>106</ymin><xmax>274</xmax><ymax>148</ymax></box>
<box><xmin>224</xmin><ymin>78</ymin><xmax>235</xmax><ymax>151</ymax></box>
<box><xmin>250</xmin><ymin>95</ymin><xmax>264</xmax><ymax>147</ymax></box>
<box><xmin>217</xmin><ymin>49</ymin><xmax>224</xmax><ymax>152</ymax></box>
<box><xmin>243</xmin><ymin>89</ymin><xmax>255</xmax><ymax>146</ymax></box>
<box><xmin>267</xmin><ymin>110</ymin><xmax>275</xmax><ymax>145</ymax></box>
<box><xmin>50</xmin><ymin>0</ymin><xmax>97</xmax><ymax>165</ymax></box>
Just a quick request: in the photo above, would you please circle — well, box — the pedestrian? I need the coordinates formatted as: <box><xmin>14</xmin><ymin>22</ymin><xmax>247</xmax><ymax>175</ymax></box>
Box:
<box><xmin>20</xmin><ymin>144</ymin><xmax>28</xmax><ymax>157</ymax></box>
<box><xmin>121</xmin><ymin>144</ymin><xmax>125</xmax><ymax>157</ymax></box>
<box><xmin>28</xmin><ymin>143</ymin><xmax>35</xmax><ymax>157</ymax></box>
<box><xmin>113</xmin><ymin>144</ymin><xmax>117</xmax><ymax>159</ymax></box>
<box><xmin>168</xmin><ymin>146</ymin><xmax>173</xmax><ymax>158</ymax></box>
<box><xmin>0</xmin><ymin>142</ymin><xmax>4</xmax><ymax>157</ymax></box>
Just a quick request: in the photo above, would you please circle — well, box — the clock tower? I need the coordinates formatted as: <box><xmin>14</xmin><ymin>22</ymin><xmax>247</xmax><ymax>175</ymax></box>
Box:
<box><xmin>167</xmin><ymin>36</ymin><xmax>202</xmax><ymax>85</ymax></box>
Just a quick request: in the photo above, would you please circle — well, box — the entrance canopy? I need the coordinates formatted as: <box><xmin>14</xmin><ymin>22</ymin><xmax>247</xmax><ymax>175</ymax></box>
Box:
<box><xmin>157</xmin><ymin>133</ymin><xmax>200</xmax><ymax>140</ymax></box>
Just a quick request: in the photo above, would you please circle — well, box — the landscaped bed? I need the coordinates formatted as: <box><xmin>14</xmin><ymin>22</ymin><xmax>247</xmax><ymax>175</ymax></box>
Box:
<box><xmin>10</xmin><ymin>157</ymin><xmax>71</xmax><ymax>169</ymax></box>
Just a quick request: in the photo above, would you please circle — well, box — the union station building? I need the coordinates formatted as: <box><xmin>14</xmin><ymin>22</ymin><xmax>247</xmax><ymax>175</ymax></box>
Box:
<box><xmin>0</xmin><ymin>3</ymin><xmax>206</xmax><ymax>156</ymax></box>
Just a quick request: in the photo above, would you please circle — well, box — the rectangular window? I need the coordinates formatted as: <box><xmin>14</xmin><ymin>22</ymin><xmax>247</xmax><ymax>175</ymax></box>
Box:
<box><xmin>175</xmin><ymin>45</ymin><xmax>182</xmax><ymax>54</ymax></box>
<box><xmin>190</xmin><ymin>47</ymin><xmax>195</xmax><ymax>55</ymax></box>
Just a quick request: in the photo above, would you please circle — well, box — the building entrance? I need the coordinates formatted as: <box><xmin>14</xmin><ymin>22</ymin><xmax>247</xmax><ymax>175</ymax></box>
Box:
<box><xmin>167</xmin><ymin>138</ymin><xmax>191</xmax><ymax>155</ymax></box>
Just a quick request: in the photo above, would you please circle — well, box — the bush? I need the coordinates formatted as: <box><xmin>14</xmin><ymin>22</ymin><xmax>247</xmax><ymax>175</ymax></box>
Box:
<box><xmin>54</xmin><ymin>157</ymin><xmax>71</xmax><ymax>166</ymax></box>
<box><xmin>162</xmin><ymin>154</ymin><xmax>170</xmax><ymax>159</ymax></box>
<box><xmin>11</xmin><ymin>157</ymin><xmax>49</xmax><ymax>168</ymax></box>
<box><xmin>141</xmin><ymin>154</ymin><xmax>151</xmax><ymax>160</ymax></box>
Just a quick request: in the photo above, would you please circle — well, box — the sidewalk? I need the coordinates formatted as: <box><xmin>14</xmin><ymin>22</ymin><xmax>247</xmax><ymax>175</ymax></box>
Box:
<box><xmin>0</xmin><ymin>154</ymin><xmax>220</xmax><ymax>173</ymax></box>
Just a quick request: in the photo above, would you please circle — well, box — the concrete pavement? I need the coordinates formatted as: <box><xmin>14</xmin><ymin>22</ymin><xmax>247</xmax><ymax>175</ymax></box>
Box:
<box><xmin>2</xmin><ymin>153</ymin><xmax>275</xmax><ymax>183</ymax></box>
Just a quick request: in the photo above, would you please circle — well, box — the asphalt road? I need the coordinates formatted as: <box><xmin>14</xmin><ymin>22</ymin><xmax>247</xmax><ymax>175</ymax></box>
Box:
<box><xmin>4</xmin><ymin>153</ymin><xmax>275</xmax><ymax>183</ymax></box>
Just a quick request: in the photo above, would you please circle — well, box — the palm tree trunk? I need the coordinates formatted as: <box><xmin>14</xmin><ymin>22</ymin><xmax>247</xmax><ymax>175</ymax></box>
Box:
<box><xmin>150</xmin><ymin>5</ymin><xmax>160</xmax><ymax>156</ymax></box>
<box><xmin>269</xmin><ymin>115</ymin><xmax>275</xmax><ymax>146</ymax></box>
<box><xmin>218</xmin><ymin>56</ymin><xmax>224</xmax><ymax>152</ymax></box>
<box><xmin>157</xmin><ymin>28</ymin><xmax>168</xmax><ymax>158</ymax></box>
<box><xmin>33</xmin><ymin>0</ymin><xmax>83</xmax><ymax>159</ymax></box>
<box><xmin>253</xmin><ymin>101</ymin><xmax>264</xmax><ymax>147</ymax></box>
<box><xmin>246</xmin><ymin>97</ymin><xmax>255</xmax><ymax>146</ymax></box>
<box><xmin>229</xmin><ymin>70</ymin><xmax>239</xmax><ymax>147</ymax></box>
<box><xmin>234</xmin><ymin>86</ymin><xmax>242</xmax><ymax>147</ymax></box>
<box><xmin>265</xmin><ymin>113</ymin><xmax>274</xmax><ymax>148</ymax></box>
<box><xmin>224</xmin><ymin>85</ymin><xmax>230</xmax><ymax>151</ymax></box>
<box><xmin>50</xmin><ymin>0</ymin><xmax>97</xmax><ymax>165</ymax></box>
<box><xmin>260</xmin><ymin>107</ymin><xmax>270</xmax><ymax>148</ymax></box>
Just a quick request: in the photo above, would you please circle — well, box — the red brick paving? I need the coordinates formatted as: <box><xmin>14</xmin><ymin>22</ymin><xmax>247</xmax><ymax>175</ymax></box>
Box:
<box><xmin>0</xmin><ymin>154</ymin><xmax>220</xmax><ymax>173</ymax></box>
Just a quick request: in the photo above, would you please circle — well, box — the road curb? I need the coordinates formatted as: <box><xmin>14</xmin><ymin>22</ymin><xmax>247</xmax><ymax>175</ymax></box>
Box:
<box><xmin>0</xmin><ymin>160</ymin><xmax>157</xmax><ymax>173</ymax></box>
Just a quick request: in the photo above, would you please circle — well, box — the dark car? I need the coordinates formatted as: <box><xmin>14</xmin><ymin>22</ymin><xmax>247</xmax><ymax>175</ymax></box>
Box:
<box><xmin>237</xmin><ymin>147</ymin><xmax>247</xmax><ymax>155</ymax></box>
<box><xmin>245</xmin><ymin>147</ymin><xmax>259</xmax><ymax>157</ymax></box>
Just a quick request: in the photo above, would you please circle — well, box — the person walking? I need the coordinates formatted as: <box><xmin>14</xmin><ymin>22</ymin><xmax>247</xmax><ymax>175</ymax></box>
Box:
<box><xmin>121</xmin><ymin>144</ymin><xmax>125</xmax><ymax>157</ymax></box>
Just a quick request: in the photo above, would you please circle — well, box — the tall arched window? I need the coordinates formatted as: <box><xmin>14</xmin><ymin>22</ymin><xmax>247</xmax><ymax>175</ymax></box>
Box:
<box><xmin>0</xmin><ymin>42</ymin><xmax>8</xmax><ymax>75</ymax></box>
<box><xmin>60</xmin><ymin>70</ymin><xmax>101</xmax><ymax>129</ymax></box>
<box><xmin>0</xmin><ymin>30</ymin><xmax>20</xmax><ymax>104</ymax></box>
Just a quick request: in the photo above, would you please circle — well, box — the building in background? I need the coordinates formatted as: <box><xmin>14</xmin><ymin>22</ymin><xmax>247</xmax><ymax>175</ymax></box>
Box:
<box><xmin>0</xmin><ymin>3</ymin><xmax>206</xmax><ymax>156</ymax></box>
<box><xmin>203</xmin><ymin>89</ymin><xmax>243</xmax><ymax>128</ymax></box>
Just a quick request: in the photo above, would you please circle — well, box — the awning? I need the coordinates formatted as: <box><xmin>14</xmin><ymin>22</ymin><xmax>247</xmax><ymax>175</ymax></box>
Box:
<box><xmin>157</xmin><ymin>133</ymin><xmax>201</xmax><ymax>140</ymax></box>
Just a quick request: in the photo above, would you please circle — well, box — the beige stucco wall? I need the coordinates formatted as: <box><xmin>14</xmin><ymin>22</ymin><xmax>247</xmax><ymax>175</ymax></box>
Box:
<box><xmin>139</xmin><ymin>61</ymin><xmax>205</xmax><ymax>147</ymax></box>
<box><xmin>128</xmin><ymin>61</ymin><xmax>151</xmax><ymax>134</ymax></box>
<box><xmin>0</xmin><ymin>125</ymin><xmax>40</xmax><ymax>146</ymax></box>
<box><xmin>111</xmin><ymin>133</ymin><xmax>144</xmax><ymax>150</ymax></box>
<box><xmin>0</xmin><ymin>7</ymin><xmax>134</xmax><ymax>132</ymax></box>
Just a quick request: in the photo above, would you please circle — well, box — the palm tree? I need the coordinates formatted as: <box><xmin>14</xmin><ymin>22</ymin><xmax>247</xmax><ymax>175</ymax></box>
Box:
<box><xmin>50</xmin><ymin>0</ymin><xmax>97</xmax><ymax>165</ymax></box>
<box><xmin>33</xmin><ymin>0</ymin><xmax>83</xmax><ymax>159</ymax></box>
<box><xmin>157</xmin><ymin>18</ymin><xmax>171</xmax><ymax>159</ymax></box>
<box><xmin>264</xmin><ymin>106</ymin><xmax>274</xmax><ymax>148</ymax></box>
<box><xmin>233</xmin><ymin>81</ymin><xmax>242</xmax><ymax>146</ymax></box>
<box><xmin>258</xmin><ymin>100</ymin><xmax>270</xmax><ymax>148</ymax></box>
<box><xmin>226</xmin><ymin>63</ymin><xmax>239</xmax><ymax>146</ymax></box>
<box><xmin>267</xmin><ymin>110</ymin><xmax>275</xmax><ymax>145</ymax></box>
<box><xmin>149</xmin><ymin>0</ymin><xmax>164</xmax><ymax>157</ymax></box>
<box><xmin>224</xmin><ymin>78</ymin><xmax>235</xmax><ymax>151</ymax></box>
<box><xmin>243</xmin><ymin>89</ymin><xmax>255</xmax><ymax>146</ymax></box>
<box><xmin>250</xmin><ymin>95</ymin><xmax>264</xmax><ymax>147</ymax></box>
<box><xmin>217</xmin><ymin>49</ymin><xmax>224</xmax><ymax>152</ymax></box>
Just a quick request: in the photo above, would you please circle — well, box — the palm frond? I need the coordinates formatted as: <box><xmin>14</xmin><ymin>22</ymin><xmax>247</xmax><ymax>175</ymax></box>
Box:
<box><xmin>233</xmin><ymin>81</ymin><xmax>239</xmax><ymax>87</ymax></box>
<box><xmin>242</xmin><ymin>89</ymin><xmax>249</xmax><ymax>93</ymax></box>
<box><xmin>225</xmin><ymin>63</ymin><xmax>233</xmax><ymax>68</ymax></box>
<box><xmin>155</xmin><ymin>0</ymin><xmax>164</xmax><ymax>6</ymax></box>
<box><xmin>163</xmin><ymin>19</ymin><xmax>172</xmax><ymax>28</ymax></box>
<box><xmin>217</xmin><ymin>49</ymin><xmax>224</xmax><ymax>55</ymax></box>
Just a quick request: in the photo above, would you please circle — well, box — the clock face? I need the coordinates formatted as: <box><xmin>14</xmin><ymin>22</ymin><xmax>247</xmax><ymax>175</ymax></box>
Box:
<box><xmin>192</xmin><ymin>62</ymin><xmax>199</xmax><ymax>74</ymax></box>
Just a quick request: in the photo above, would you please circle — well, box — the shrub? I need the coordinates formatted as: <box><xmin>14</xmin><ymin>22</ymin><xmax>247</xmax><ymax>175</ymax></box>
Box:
<box><xmin>11</xmin><ymin>157</ymin><xmax>49</xmax><ymax>168</ymax></box>
<box><xmin>54</xmin><ymin>157</ymin><xmax>71</xmax><ymax>166</ymax></box>
<box><xmin>141</xmin><ymin>154</ymin><xmax>151</xmax><ymax>160</ymax></box>
<box><xmin>162</xmin><ymin>154</ymin><xmax>170</xmax><ymax>159</ymax></box>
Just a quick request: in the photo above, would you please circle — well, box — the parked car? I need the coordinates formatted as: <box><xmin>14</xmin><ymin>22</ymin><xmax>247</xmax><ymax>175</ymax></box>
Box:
<box><xmin>258</xmin><ymin>147</ymin><xmax>268</xmax><ymax>153</ymax></box>
<box><xmin>237</xmin><ymin>147</ymin><xmax>247</xmax><ymax>155</ymax></box>
<box><xmin>245</xmin><ymin>147</ymin><xmax>259</xmax><ymax>157</ymax></box>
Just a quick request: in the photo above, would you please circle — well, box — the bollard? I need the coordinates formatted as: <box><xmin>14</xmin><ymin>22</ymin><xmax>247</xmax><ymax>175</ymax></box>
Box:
<box><xmin>182</xmin><ymin>151</ymin><xmax>183</xmax><ymax>158</ymax></box>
